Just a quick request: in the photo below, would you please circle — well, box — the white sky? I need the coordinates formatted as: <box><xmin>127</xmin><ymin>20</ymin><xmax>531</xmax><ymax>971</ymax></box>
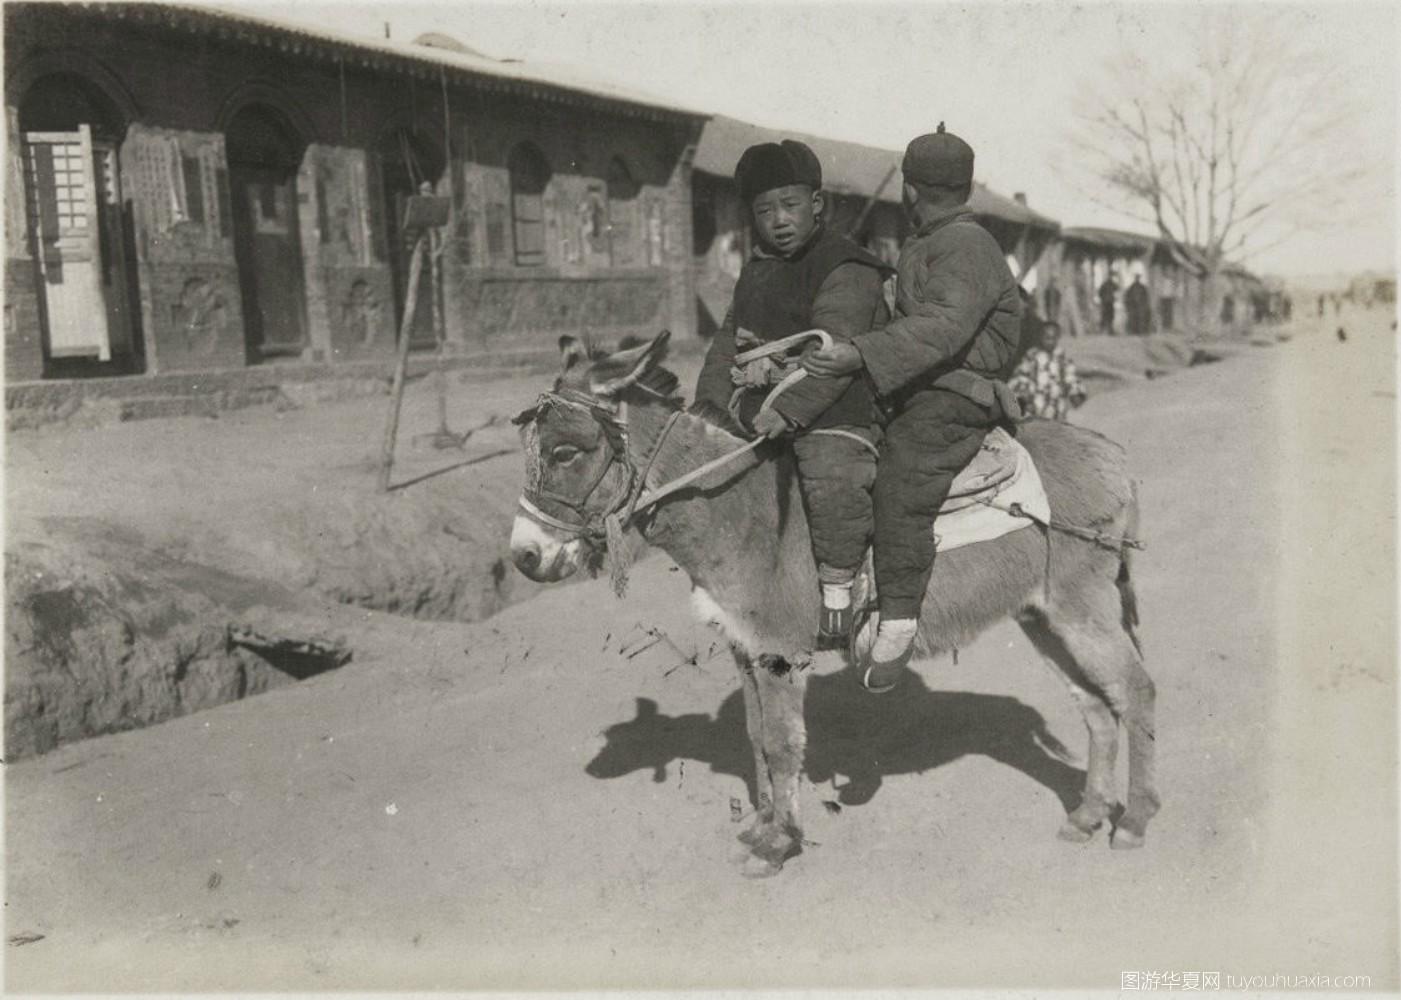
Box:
<box><xmin>254</xmin><ymin>0</ymin><xmax>1398</xmax><ymax>277</ymax></box>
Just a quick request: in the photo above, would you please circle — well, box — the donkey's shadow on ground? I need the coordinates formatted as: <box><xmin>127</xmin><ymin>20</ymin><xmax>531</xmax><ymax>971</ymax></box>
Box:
<box><xmin>586</xmin><ymin>667</ymin><xmax>1085</xmax><ymax>812</ymax></box>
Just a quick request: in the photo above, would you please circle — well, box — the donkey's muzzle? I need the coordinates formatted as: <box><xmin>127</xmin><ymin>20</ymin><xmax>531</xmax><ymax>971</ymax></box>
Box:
<box><xmin>514</xmin><ymin>540</ymin><xmax>542</xmax><ymax>577</ymax></box>
<box><xmin>510</xmin><ymin>512</ymin><xmax>582</xmax><ymax>582</ymax></box>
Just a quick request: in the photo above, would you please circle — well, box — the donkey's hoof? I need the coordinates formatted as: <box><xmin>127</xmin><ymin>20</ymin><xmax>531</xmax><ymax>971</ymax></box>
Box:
<box><xmin>740</xmin><ymin>843</ymin><xmax>800</xmax><ymax>879</ymax></box>
<box><xmin>1057</xmin><ymin>818</ymin><xmax>1099</xmax><ymax>843</ymax></box>
<box><xmin>737</xmin><ymin>819</ymin><xmax>771</xmax><ymax>847</ymax></box>
<box><xmin>738</xmin><ymin>827</ymin><xmax>802</xmax><ymax>877</ymax></box>
<box><xmin>740</xmin><ymin>854</ymin><xmax>787</xmax><ymax>879</ymax></box>
<box><xmin>1110</xmin><ymin>827</ymin><xmax>1145</xmax><ymax>850</ymax></box>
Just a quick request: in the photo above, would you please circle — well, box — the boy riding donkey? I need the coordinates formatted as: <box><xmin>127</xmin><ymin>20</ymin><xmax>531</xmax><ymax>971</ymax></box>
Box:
<box><xmin>805</xmin><ymin>124</ymin><xmax>1023</xmax><ymax>692</ymax></box>
<box><xmin>692</xmin><ymin>140</ymin><xmax>894</xmax><ymax>650</ymax></box>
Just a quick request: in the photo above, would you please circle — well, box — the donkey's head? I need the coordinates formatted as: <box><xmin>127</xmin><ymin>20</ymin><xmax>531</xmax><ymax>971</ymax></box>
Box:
<box><xmin>509</xmin><ymin>331</ymin><xmax>673</xmax><ymax>583</ymax></box>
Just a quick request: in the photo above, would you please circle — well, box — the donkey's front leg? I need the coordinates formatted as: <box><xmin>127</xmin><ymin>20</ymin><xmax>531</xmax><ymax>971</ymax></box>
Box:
<box><xmin>735</xmin><ymin>649</ymin><xmax>775</xmax><ymax>846</ymax></box>
<box><xmin>742</xmin><ymin>654</ymin><xmax>808</xmax><ymax>877</ymax></box>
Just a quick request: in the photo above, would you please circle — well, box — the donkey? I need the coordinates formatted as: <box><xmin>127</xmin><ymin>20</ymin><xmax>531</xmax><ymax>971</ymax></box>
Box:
<box><xmin>511</xmin><ymin>332</ymin><xmax>1157</xmax><ymax>876</ymax></box>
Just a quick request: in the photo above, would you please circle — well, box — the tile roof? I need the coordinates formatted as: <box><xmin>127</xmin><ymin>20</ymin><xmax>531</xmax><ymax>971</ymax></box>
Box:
<box><xmin>70</xmin><ymin>2</ymin><xmax>709</xmax><ymax>122</ymax></box>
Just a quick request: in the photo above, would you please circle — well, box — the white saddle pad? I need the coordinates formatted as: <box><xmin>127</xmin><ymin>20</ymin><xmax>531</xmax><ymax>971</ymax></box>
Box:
<box><xmin>933</xmin><ymin>427</ymin><xmax>1050</xmax><ymax>552</ymax></box>
<box><xmin>850</xmin><ymin>428</ymin><xmax>1051</xmax><ymax>625</ymax></box>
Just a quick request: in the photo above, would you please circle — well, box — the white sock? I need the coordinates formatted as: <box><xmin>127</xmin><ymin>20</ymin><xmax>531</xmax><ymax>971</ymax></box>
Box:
<box><xmin>821</xmin><ymin>582</ymin><xmax>853</xmax><ymax>610</ymax></box>
<box><xmin>871</xmin><ymin>618</ymin><xmax>918</xmax><ymax>661</ymax></box>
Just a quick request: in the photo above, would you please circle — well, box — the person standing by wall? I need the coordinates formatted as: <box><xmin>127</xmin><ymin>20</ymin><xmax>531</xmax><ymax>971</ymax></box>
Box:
<box><xmin>1098</xmin><ymin>271</ymin><xmax>1119</xmax><ymax>334</ymax></box>
<box><xmin>1042</xmin><ymin>278</ymin><xmax>1062</xmax><ymax>327</ymax></box>
<box><xmin>1125</xmin><ymin>274</ymin><xmax>1150</xmax><ymax>335</ymax></box>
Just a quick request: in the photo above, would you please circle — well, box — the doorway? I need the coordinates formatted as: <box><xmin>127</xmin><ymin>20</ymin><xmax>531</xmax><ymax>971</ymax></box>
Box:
<box><xmin>226</xmin><ymin>104</ymin><xmax>308</xmax><ymax>363</ymax></box>
<box><xmin>19</xmin><ymin>72</ymin><xmax>140</xmax><ymax>376</ymax></box>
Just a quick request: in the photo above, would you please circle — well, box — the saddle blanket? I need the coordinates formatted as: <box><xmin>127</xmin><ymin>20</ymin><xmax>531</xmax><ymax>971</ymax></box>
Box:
<box><xmin>849</xmin><ymin>427</ymin><xmax>1049</xmax><ymax>627</ymax></box>
<box><xmin>933</xmin><ymin>425</ymin><xmax>1050</xmax><ymax>552</ymax></box>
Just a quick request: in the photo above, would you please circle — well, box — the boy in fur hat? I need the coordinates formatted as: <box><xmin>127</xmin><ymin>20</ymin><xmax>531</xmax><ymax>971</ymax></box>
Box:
<box><xmin>693</xmin><ymin>140</ymin><xmax>894</xmax><ymax>648</ymax></box>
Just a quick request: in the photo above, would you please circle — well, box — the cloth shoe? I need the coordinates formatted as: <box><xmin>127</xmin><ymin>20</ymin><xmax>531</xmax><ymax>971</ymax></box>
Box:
<box><xmin>854</xmin><ymin>616</ymin><xmax>918</xmax><ymax>694</ymax></box>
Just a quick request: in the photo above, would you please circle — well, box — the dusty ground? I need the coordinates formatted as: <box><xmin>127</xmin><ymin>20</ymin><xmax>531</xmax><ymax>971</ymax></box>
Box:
<box><xmin>4</xmin><ymin>310</ymin><xmax>1397</xmax><ymax>992</ymax></box>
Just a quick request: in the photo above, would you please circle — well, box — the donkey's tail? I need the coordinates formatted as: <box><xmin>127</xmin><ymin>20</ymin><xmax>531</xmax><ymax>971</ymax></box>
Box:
<box><xmin>1117</xmin><ymin>480</ymin><xmax>1143</xmax><ymax>656</ymax></box>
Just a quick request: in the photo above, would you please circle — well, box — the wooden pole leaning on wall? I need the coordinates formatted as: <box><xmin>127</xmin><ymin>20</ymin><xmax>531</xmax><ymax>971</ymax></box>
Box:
<box><xmin>377</xmin><ymin>230</ymin><xmax>430</xmax><ymax>493</ymax></box>
<box><xmin>377</xmin><ymin>187</ymin><xmax>453</xmax><ymax>491</ymax></box>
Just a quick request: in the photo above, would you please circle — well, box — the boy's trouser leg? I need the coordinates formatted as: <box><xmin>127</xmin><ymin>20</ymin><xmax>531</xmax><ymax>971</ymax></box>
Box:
<box><xmin>792</xmin><ymin>427</ymin><xmax>877</xmax><ymax>579</ymax></box>
<box><xmin>872</xmin><ymin>389</ymin><xmax>994</xmax><ymax>620</ymax></box>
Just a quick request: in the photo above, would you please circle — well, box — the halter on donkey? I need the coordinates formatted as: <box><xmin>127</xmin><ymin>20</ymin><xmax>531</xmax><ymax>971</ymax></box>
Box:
<box><xmin>515</xmin><ymin>330</ymin><xmax>837</xmax><ymax>596</ymax></box>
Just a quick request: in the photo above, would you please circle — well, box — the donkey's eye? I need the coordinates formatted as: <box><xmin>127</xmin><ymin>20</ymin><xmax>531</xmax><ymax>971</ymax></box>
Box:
<box><xmin>551</xmin><ymin>445</ymin><xmax>581</xmax><ymax>464</ymax></box>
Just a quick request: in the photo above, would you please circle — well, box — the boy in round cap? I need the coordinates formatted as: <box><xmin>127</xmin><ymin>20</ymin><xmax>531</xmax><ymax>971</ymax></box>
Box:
<box><xmin>693</xmin><ymin>139</ymin><xmax>894</xmax><ymax>648</ymax></box>
<box><xmin>805</xmin><ymin>124</ymin><xmax>1023</xmax><ymax>690</ymax></box>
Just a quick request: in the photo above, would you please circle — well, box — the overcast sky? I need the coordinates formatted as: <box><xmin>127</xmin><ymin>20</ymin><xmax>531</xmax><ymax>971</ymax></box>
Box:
<box><xmin>248</xmin><ymin>0</ymin><xmax>1396</xmax><ymax>277</ymax></box>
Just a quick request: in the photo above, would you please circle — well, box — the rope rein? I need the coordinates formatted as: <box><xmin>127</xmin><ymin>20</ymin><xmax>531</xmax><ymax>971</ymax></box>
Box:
<box><xmin>971</xmin><ymin>496</ymin><xmax>1146</xmax><ymax>552</ymax></box>
<box><xmin>629</xmin><ymin>329</ymin><xmax>835</xmax><ymax>514</ymax></box>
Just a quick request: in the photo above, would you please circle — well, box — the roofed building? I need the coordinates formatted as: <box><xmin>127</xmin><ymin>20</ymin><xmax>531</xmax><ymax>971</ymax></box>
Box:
<box><xmin>1038</xmin><ymin>225</ymin><xmax>1264</xmax><ymax>337</ymax></box>
<box><xmin>4</xmin><ymin>3</ymin><xmax>706</xmax><ymax>386</ymax></box>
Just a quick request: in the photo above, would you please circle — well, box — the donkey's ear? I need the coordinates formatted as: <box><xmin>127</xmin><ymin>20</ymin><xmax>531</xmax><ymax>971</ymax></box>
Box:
<box><xmin>588</xmin><ymin>330</ymin><xmax>671</xmax><ymax>397</ymax></box>
<box><xmin>559</xmin><ymin>335</ymin><xmax>588</xmax><ymax>372</ymax></box>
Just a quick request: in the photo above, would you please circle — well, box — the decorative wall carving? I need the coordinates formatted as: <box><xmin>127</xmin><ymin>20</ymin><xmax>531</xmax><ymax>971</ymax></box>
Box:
<box><xmin>173</xmin><ymin>276</ymin><xmax>228</xmax><ymax>354</ymax></box>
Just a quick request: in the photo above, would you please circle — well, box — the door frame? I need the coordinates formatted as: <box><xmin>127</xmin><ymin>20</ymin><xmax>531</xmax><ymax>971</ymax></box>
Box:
<box><xmin>228</xmin><ymin>160</ymin><xmax>309</xmax><ymax>363</ymax></box>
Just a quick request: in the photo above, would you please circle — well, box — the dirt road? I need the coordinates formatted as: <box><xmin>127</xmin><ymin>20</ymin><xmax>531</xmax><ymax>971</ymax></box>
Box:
<box><xmin>5</xmin><ymin>314</ymin><xmax>1396</xmax><ymax>992</ymax></box>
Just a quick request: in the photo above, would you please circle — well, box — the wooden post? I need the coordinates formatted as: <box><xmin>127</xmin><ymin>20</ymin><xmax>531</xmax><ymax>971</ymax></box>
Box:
<box><xmin>430</xmin><ymin>225</ymin><xmax>459</xmax><ymax>448</ymax></box>
<box><xmin>434</xmin><ymin>225</ymin><xmax>447</xmax><ymax>434</ymax></box>
<box><xmin>377</xmin><ymin>231</ymin><xmax>429</xmax><ymax>493</ymax></box>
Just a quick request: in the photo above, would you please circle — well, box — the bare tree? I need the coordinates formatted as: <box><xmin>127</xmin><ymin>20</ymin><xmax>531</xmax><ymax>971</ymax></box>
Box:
<box><xmin>1070</xmin><ymin>9</ymin><xmax>1367</xmax><ymax>330</ymax></box>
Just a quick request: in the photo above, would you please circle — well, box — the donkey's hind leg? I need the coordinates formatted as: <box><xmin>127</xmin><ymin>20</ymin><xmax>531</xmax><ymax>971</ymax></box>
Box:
<box><xmin>1019</xmin><ymin>612</ymin><xmax>1120</xmax><ymax>842</ymax></box>
<box><xmin>1036</xmin><ymin>594</ymin><xmax>1159</xmax><ymax>848</ymax></box>
<box><xmin>735</xmin><ymin>650</ymin><xmax>775</xmax><ymax>846</ymax></box>
<box><xmin>1109</xmin><ymin>656</ymin><xmax>1158</xmax><ymax>848</ymax></box>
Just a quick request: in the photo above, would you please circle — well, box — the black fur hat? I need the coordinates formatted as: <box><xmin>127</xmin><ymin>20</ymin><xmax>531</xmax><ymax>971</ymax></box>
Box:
<box><xmin>735</xmin><ymin>140</ymin><xmax>822</xmax><ymax>203</ymax></box>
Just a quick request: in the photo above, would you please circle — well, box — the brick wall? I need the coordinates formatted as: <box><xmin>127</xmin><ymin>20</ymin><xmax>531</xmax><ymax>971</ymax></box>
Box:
<box><xmin>5</xmin><ymin>6</ymin><xmax>702</xmax><ymax>382</ymax></box>
<box><xmin>298</xmin><ymin>144</ymin><xmax>397</xmax><ymax>362</ymax></box>
<box><xmin>5</xmin><ymin>259</ymin><xmax>44</xmax><ymax>382</ymax></box>
<box><xmin>122</xmin><ymin>125</ymin><xmax>245</xmax><ymax>372</ymax></box>
<box><xmin>4</xmin><ymin>104</ymin><xmax>43</xmax><ymax>381</ymax></box>
<box><xmin>442</xmin><ymin>97</ymin><xmax>698</xmax><ymax>352</ymax></box>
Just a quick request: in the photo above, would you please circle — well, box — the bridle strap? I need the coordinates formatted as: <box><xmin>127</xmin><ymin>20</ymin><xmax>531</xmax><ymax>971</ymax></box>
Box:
<box><xmin>617</xmin><ymin>408</ymin><xmax>684</xmax><ymax>527</ymax></box>
<box><xmin>518</xmin><ymin>495</ymin><xmax>591</xmax><ymax>534</ymax></box>
<box><xmin>628</xmin><ymin>331</ymin><xmax>833</xmax><ymax>513</ymax></box>
<box><xmin>518</xmin><ymin>389</ymin><xmax>638</xmax><ymax>540</ymax></box>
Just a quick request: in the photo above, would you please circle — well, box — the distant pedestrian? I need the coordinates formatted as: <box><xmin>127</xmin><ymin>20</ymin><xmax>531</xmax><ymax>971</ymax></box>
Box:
<box><xmin>1015</xmin><ymin>285</ymin><xmax>1043</xmax><ymax>368</ymax></box>
<box><xmin>1010</xmin><ymin>321</ymin><xmax>1086</xmax><ymax>421</ymax></box>
<box><xmin>1125</xmin><ymin>275</ymin><xmax>1150</xmax><ymax>336</ymax></box>
<box><xmin>1317</xmin><ymin>294</ymin><xmax>1326</xmax><ymax>318</ymax></box>
<box><xmin>1042</xmin><ymin>279</ymin><xmax>1062</xmax><ymax>326</ymax></box>
<box><xmin>1098</xmin><ymin>273</ymin><xmax>1119</xmax><ymax>334</ymax></box>
<box><xmin>1337</xmin><ymin>327</ymin><xmax>1348</xmax><ymax>343</ymax></box>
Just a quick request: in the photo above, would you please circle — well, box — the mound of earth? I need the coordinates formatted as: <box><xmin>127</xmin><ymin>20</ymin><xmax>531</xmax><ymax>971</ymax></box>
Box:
<box><xmin>5</xmin><ymin>517</ymin><xmax>354</xmax><ymax>759</ymax></box>
<box><xmin>1064</xmin><ymin>332</ymin><xmax>1243</xmax><ymax>387</ymax></box>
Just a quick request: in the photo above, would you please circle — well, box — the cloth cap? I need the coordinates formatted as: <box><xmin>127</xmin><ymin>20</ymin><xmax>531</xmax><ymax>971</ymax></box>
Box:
<box><xmin>902</xmin><ymin>123</ymin><xmax>974</xmax><ymax>187</ymax></box>
<box><xmin>735</xmin><ymin>140</ymin><xmax>823</xmax><ymax>203</ymax></box>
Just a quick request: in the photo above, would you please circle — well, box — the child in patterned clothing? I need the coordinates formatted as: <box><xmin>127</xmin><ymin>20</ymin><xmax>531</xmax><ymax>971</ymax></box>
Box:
<box><xmin>1010</xmin><ymin>321</ymin><xmax>1086</xmax><ymax>421</ymax></box>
